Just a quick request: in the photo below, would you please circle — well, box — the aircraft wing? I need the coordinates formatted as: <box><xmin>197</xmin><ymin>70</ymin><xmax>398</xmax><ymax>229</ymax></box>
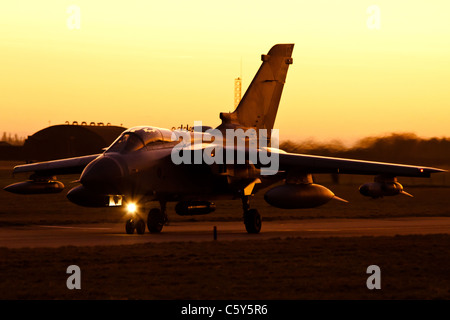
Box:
<box><xmin>12</xmin><ymin>154</ymin><xmax>101</xmax><ymax>176</ymax></box>
<box><xmin>176</xmin><ymin>144</ymin><xmax>445</xmax><ymax>177</ymax></box>
<box><xmin>276</xmin><ymin>151</ymin><xmax>445</xmax><ymax>177</ymax></box>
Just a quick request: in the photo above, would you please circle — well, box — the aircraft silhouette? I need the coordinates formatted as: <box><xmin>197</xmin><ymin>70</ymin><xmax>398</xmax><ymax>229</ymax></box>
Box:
<box><xmin>4</xmin><ymin>44</ymin><xmax>445</xmax><ymax>234</ymax></box>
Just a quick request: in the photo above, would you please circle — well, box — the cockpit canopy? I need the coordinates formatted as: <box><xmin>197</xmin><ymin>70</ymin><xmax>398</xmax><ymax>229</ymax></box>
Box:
<box><xmin>106</xmin><ymin>126</ymin><xmax>174</xmax><ymax>153</ymax></box>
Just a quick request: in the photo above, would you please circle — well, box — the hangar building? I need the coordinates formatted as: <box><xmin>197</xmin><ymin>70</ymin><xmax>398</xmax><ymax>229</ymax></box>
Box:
<box><xmin>23</xmin><ymin>122</ymin><xmax>127</xmax><ymax>162</ymax></box>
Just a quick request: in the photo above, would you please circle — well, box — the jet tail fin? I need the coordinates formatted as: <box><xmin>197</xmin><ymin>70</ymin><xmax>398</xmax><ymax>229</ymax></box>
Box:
<box><xmin>218</xmin><ymin>44</ymin><xmax>294</xmax><ymax>134</ymax></box>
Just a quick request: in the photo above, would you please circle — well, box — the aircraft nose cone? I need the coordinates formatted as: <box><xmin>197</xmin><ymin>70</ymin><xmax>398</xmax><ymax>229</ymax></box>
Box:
<box><xmin>80</xmin><ymin>157</ymin><xmax>123</xmax><ymax>192</ymax></box>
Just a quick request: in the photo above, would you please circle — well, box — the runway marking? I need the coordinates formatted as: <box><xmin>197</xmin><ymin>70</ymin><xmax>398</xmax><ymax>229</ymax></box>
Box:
<box><xmin>0</xmin><ymin>218</ymin><xmax>448</xmax><ymax>248</ymax></box>
<box><xmin>305</xmin><ymin>229</ymin><xmax>343</xmax><ymax>232</ymax></box>
<box><xmin>39</xmin><ymin>225</ymin><xmax>112</xmax><ymax>230</ymax></box>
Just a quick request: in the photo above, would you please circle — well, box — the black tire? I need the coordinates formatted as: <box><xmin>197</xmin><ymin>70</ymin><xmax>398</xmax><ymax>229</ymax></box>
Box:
<box><xmin>135</xmin><ymin>219</ymin><xmax>146</xmax><ymax>234</ymax></box>
<box><xmin>125</xmin><ymin>218</ymin><xmax>135</xmax><ymax>234</ymax></box>
<box><xmin>147</xmin><ymin>208</ymin><xmax>165</xmax><ymax>233</ymax></box>
<box><xmin>244</xmin><ymin>209</ymin><xmax>261</xmax><ymax>234</ymax></box>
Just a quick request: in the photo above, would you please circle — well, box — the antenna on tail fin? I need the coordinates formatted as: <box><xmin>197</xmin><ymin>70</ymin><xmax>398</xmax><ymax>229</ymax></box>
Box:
<box><xmin>217</xmin><ymin>44</ymin><xmax>294</xmax><ymax>135</ymax></box>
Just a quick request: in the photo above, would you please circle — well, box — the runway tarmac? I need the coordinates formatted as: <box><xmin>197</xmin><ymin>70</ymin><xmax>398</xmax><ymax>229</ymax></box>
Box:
<box><xmin>1</xmin><ymin>217</ymin><xmax>450</xmax><ymax>248</ymax></box>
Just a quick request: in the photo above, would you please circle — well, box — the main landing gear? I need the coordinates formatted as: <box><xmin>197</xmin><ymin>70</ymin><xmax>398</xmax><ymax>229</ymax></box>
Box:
<box><xmin>242</xmin><ymin>195</ymin><xmax>261</xmax><ymax>234</ymax></box>
<box><xmin>125</xmin><ymin>201</ymin><xmax>168</xmax><ymax>235</ymax></box>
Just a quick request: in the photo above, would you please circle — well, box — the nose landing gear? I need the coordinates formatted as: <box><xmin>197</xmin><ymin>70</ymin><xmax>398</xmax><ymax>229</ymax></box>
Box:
<box><xmin>125</xmin><ymin>217</ymin><xmax>146</xmax><ymax>234</ymax></box>
<box><xmin>124</xmin><ymin>201</ymin><xmax>168</xmax><ymax>234</ymax></box>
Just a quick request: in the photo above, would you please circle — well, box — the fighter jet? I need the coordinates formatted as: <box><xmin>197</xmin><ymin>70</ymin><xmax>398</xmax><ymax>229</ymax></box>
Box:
<box><xmin>4</xmin><ymin>44</ymin><xmax>445</xmax><ymax>234</ymax></box>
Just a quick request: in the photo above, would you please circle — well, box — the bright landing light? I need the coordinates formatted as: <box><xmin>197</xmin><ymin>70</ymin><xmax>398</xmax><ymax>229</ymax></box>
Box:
<box><xmin>126</xmin><ymin>203</ymin><xmax>137</xmax><ymax>214</ymax></box>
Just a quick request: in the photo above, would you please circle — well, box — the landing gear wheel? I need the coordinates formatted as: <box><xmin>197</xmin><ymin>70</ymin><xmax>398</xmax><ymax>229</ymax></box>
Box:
<box><xmin>135</xmin><ymin>218</ymin><xmax>146</xmax><ymax>234</ymax></box>
<box><xmin>125</xmin><ymin>218</ymin><xmax>135</xmax><ymax>234</ymax></box>
<box><xmin>147</xmin><ymin>208</ymin><xmax>165</xmax><ymax>233</ymax></box>
<box><xmin>244</xmin><ymin>209</ymin><xmax>261</xmax><ymax>234</ymax></box>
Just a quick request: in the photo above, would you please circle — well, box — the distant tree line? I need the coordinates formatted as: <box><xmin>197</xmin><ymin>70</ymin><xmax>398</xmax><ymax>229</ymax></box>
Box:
<box><xmin>280</xmin><ymin>133</ymin><xmax>450</xmax><ymax>167</ymax></box>
<box><xmin>1</xmin><ymin>131</ymin><xmax>448</xmax><ymax>167</ymax></box>
<box><xmin>1</xmin><ymin>132</ymin><xmax>25</xmax><ymax>146</ymax></box>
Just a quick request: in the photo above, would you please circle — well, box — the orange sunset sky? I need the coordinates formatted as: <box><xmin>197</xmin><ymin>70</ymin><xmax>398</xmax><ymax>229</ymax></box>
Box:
<box><xmin>1</xmin><ymin>1</ymin><xmax>449</xmax><ymax>146</ymax></box>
